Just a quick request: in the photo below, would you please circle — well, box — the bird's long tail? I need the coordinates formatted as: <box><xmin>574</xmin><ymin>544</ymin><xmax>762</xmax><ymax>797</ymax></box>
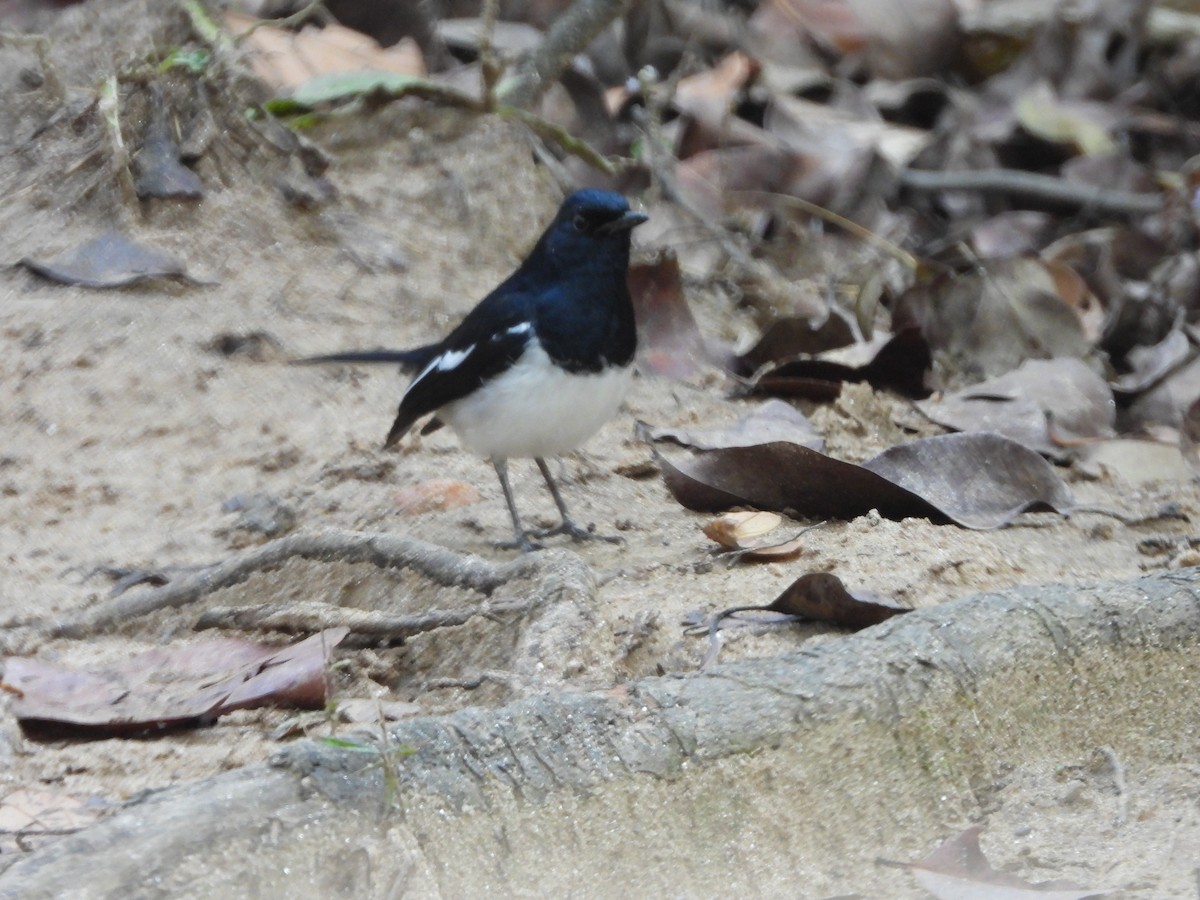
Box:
<box><xmin>291</xmin><ymin>348</ymin><xmax>436</xmax><ymax>372</ymax></box>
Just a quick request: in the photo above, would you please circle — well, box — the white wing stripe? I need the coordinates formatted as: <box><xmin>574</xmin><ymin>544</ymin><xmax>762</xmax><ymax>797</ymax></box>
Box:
<box><xmin>436</xmin><ymin>346</ymin><xmax>473</xmax><ymax>372</ymax></box>
<box><xmin>412</xmin><ymin>344</ymin><xmax>475</xmax><ymax>386</ymax></box>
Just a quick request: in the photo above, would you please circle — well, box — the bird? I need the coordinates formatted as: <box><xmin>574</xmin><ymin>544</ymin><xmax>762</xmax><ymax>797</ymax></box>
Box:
<box><xmin>299</xmin><ymin>189</ymin><xmax>647</xmax><ymax>552</ymax></box>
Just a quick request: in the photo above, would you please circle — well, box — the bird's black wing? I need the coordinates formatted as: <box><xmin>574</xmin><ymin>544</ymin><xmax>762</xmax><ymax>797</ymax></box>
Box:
<box><xmin>384</xmin><ymin>299</ymin><xmax>535</xmax><ymax>447</ymax></box>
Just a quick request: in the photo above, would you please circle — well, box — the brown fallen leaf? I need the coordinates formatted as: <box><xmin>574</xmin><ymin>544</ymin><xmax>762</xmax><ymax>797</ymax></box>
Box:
<box><xmin>3</xmin><ymin>629</ymin><xmax>348</xmax><ymax>736</ymax></box>
<box><xmin>910</xmin><ymin>825</ymin><xmax>1108</xmax><ymax>899</ymax></box>
<box><xmin>641</xmin><ymin>399</ymin><xmax>824</xmax><ymax>452</ymax></box>
<box><xmin>703</xmin><ymin>510</ymin><xmax>783</xmax><ymax>548</ymax></box>
<box><xmin>658</xmin><ymin>432</ymin><xmax>1076</xmax><ymax>529</ymax></box>
<box><xmin>132</xmin><ymin>86</ymin><xmax>203</xmax><ymax>201</ymax></box>
<box><xmin>0</xmin><ymin>787</ymin><xmax>101</xmax><ymax>836</ymax></box>
<box><xmin>969</xmin><ymin>211</ymin><xmax>1055</xmax><ymax>259</ymax></box>
<box><xmin>744</xmin><ymin>327</ymin><xmax>932</xmax><ymax>400</ymax></box>
<box><xmin>335</xmin><ymin>698</ymin><xmax>422</xmax><ymax>724</ymax></box>
<box><xmin>750</xmin><ymin>0</ymin><xmax>958</xmax><ymax>80</ymax></box>
<box><xmin>674</xmin><ymin>143</ymin><xmax>797</xmax><ymax>223</ymax></box>
<box><xmin>916</xmin><ymin>358</ymin><xmax>1116</xmax><ymax>458</ymax></box>
<box><xmin>1075</xmin><ymin>439</ymin><xmax>1195</xmax><ymax>487</ymax></box>
<box><xmin>697</xmin><ymin>572</ymin><xmax>907</xmax><ymax>666</ymax></box>
<box><xmin>735</xmin><ymin>314</ymin><xmax>857</xmax><ymax>376</ymax></box>
<box><xmin>767</xmin><ymin>572</ymin><xmax>909</xmax><ymax>628</ymax></box>
<box><xmin>628</xmin><ymin>251</ymin><xmax>733</xmax><ymax>378</ymax></box>
<box><xmin>228</xmin><ymin>12</ymin><xmax>425</xmax><ymax>93</ymax></box>
<box><xmin>1111</xmin><ymin>327</ymin><xmax>1191</xmax><ymax>397</ymax></box>
<box><xmin>19</xmin><ymin>231</ymin><xmax>207</xmax><ymax>289</ymax></box>
<box><xmin>701</xmin><ymin>510</ymin><xmax>807</xmax><ymax>562</ymax></box>
<box><xmin>894</xmin><ymin>258</ymin><xmax>1093</xmax><ymax>383</ymax></box>
<box><xmin>766</xmin><ymin>92</ymin><xmax>931</xmax><ymax>175</ymax></box>
<box><xmin>671</xmin><ymin>51</ymin><xmax>757</xmax><ymax>132</ymax></box>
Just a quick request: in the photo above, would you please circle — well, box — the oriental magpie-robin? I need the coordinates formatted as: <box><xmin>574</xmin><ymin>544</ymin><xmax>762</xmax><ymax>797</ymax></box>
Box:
<box><xmin>301</xmin><ymin>189</ymin><xmax>647</xmax><ymax>551</ymax></box>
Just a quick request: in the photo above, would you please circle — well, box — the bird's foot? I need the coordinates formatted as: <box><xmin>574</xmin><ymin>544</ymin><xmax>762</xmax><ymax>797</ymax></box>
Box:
<box><xmin>496</xmin><ymin>533</ymin><xmax>544</xmax><ymax>553</ymax></box>
<box><xmin>531</xmin><ymin>518</ymin><xmax>624</xmax><ymax>545</ymax></box>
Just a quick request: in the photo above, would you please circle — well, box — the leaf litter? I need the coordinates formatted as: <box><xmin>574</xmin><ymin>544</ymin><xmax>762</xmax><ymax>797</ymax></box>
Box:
<box><xmin>690</xmin><ymin>571</ymin><xmax>909</xmax><ymax>667</ymax></box>
<box><xmin>640</xmin><ymin>399</ymin><xmax>823</xmax><ymax>452</ymax></box>
<box><xmin>915</xmin><ymin>358</ymin><xmax>1116</xmax><ymax>459</ymax></box>
<box><xmin>1</xmin><ymin>629</ymin><xmax>348</xmax><ymax>736</ymax></box>
<box><xmin>907</xmin><ymin>825</ymin><xmax>1108</xmax><ymax>899</ymax></box>
<box><xmin>656</xmin><ymin>432</ymin><xmax>1076</xmax><ymax>529</ymax></box>
<box><xmin>18</xmin><ymin>232</ymin><xmax>208</xmax><ymax>289</ymax></box>
<box><xmin>700</xmin><ymin>510</ymin><xmax>812</xmax><ymax>562</ymax></box>
<box><xmin>7</xmin><ymin>0</ymin><xmax>1200</xmax><ymax>887</ymax></box>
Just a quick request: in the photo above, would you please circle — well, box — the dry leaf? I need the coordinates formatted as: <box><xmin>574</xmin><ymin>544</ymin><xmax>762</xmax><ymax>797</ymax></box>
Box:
<box><xmin>3</xmin><ymin>629</ymin><xmax>348</xmax><ymax>736</ymax></box>
<box><xmin>768</xmin><ymin>572</ymin><xmax>909</xmax><ymax>628</ymax></box>
<box><xmin>703</xmin><ymin>510</ymin><xmax>782</xmax><ymax>548</ymax></box>
<box><xmin>895</xmin><ymin>259</ymin><xmax>1093</xmax><ymax>383</ymax></box>
<box><xmin>659</xmin><ymin>432</ymin><xmax>1076</xmax><ymax>529</ymax></box>
<box><xmin>911</xmin><ymin>826</ymin><xmax>1108</xmax><ymax>899</ymax></box>
<box><xmin>0</xmin><ymin>787</ymin><xmax>100</xmax><ymax>835</ymax></box>
<box><xmin>228</xmin><ymin>12</ymin><xmax>425</xmax><ymax>93</ymax></box>
<box><xmin>628</xmin><ymin>251</ymin><xmax>732</xmax><ymax>378</ymax></box>
<box><xmin>1075</xmin><ymin>440</ymin><xmax>1195</xmax><ymax>486</ymax></box>
<box><xmin>19</xmin><ymin>232</ymin><xmax>204</xmax><ymax>289</ymax></box>
<box><xmin>641</xmin><ymin>400</ymin><xmax>824</xmax><ymax>452</ymax></box>
<box><xmin>916</xmin><ymin>358</ymin><xmax>1115</xmax><ymax>458</ymax></box>
<box><xmin>745</xmin><ymin>328</ymin><xmax>932</xmax><ymax>400</ymax></box>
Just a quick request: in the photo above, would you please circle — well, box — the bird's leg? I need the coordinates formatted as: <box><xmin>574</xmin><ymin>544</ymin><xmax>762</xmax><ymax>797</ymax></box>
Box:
<box><xmin>531</xmin><ymin>457</ymin><xmax>623</xmax><ymax>544</ymax></box>
<box><xmin>491</xmin><ymin>457</ymin><xmax>541</xmax><ymax>552</ymax></box>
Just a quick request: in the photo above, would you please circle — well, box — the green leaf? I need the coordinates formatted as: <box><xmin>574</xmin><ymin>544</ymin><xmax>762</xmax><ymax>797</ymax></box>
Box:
<box><xmin>288</xmin><ymin>70</ymin><xmax>426</xmax><ymax>108</ymax></box>
<box><xmin>159</xmin><ymin>47</ymin><xmax>211</xmax><ymax>75</ymax></box>
<box><xmin>181</xmin><ymin>0</ymin><xmax>234</xmax><ymax>53</ymax></box>
<box><xmin>319</xmin><ymin>737</ymin><xmax>379</xmax><ymax>752</ymax></box>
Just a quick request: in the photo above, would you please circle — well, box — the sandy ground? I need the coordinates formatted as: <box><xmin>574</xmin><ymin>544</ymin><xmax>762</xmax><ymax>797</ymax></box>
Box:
<box><xmin>2</xmin><ymin>1</ymin><xmax>1199</xmax><ymax>892</ymax></box>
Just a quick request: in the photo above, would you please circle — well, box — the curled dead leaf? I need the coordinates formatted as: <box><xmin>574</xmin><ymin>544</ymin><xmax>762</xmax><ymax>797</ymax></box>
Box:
<box><xmin>703</xmin><ymin>510</ymin><xmax>783</xmax><ymax>549</ymax></box>
<box><xmin>658</xmin><ymin>432</ymin><xmax>1077</xmax><ymax>529</ymax></box>
<box><xmin>4</xmin><ymin>629</ymin><xmax>348</xmax><ymax>736</ymax></box>
<box><xmin>767</xmin><ymin>572</ymin><xmax>910</xmax><ymax>629</ymax></box>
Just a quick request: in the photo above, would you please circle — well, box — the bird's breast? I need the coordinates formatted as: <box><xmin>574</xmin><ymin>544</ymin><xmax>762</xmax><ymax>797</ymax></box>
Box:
<box><xmin>440</xmin><ymin>340</ymin><xmax>633</xmax><ymax>460</ymax></box>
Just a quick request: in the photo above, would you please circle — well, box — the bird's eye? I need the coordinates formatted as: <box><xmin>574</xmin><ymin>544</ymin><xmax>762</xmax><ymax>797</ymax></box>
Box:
<box><xmin>572</xmin><ymin>213</ymin><xmax>589</xmax><ymax>232</ymax></box>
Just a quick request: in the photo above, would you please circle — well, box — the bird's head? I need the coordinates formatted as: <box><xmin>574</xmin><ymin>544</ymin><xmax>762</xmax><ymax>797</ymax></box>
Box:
<box><xmin>530</xmin><ymin>189</ymin><xmax>648</xmax><ymax>276</ymax></box>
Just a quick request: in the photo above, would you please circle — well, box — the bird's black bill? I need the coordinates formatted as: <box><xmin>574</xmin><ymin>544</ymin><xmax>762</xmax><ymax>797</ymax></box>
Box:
<box><xmin>598</xmin><ymin>210</ymin><xmax>649</xmax><ymax>235</ymax></box>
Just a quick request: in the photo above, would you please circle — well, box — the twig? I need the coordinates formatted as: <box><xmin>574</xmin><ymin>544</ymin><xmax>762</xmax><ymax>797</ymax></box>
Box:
<box><xmin>499</xmin><ymin>0</ymin><xmax>636</xmax><ymax>108</ymax></box>
<box><xmin>194</xmin><ymin>597</ymin><xmax>533</xmax><ymax>637</ymax></box>
<box><xmin>629</xmin><ymin>85</ymin><xmax>758</xmax><ymax>272</ymax></box>
<box><xmin>422</xmin><ymin>670</ymin><xmax>521</xmax><ymax>691</ymax></box>
<box><xmin>479</xmin><ymin>0</ymin><xmax>502</xmax><ymax>108</ymax></box>
<box><xmin>48</xmin><ymin>530</ymin><xmax>536</xmax><ymax>639</ymax></box>
<box><xmin>898</xmin><ymin>167</ymin><xmax>1164</xmax><ymax>217</ymax></box>
<box><xmin>240</xmin><ymin>0</ymin><xmax>332</xmax><ymax>37</ymax></box>
<box><xmin>97</xmin><ymin>75</ymin><xmax>138</xmax><ymax>212</ymax></box>
<box><xmin>498</xmin><ymin>105</ymin><xmax>621</xmax><ymax>174</ymax></box>
<box><xmin>734</xmin><ymin>190</ymin><xmax>919</xmax><ymax>270</ymax></box>
<box><xmin>1097</xmin><ymin>745</ymin><xmax>1129</xmax><ymax>828</ymax></box>
<box><xmin>180</xmin><ymin>0</ymin><xmax>236</xmax><ymax>55</ymax></box>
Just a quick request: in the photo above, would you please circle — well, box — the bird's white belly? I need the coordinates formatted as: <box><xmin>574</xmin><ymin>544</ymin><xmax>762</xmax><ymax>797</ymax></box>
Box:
<box><xmin>441</xmin><ymin>342</ymin><xmax>633</xmax><ymax>459</ymax></box>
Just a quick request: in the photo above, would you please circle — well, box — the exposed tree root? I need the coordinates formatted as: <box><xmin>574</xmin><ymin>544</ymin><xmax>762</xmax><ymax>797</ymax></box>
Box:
<box><xmin>47</xmin><ymin>530</ymin><xmax>536</xmax><ymax>641</ymax></box>
<box><xmin>194</xmin><ymin>596</ymin><xmax>533</xmax><ymax>640</ymax></box>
